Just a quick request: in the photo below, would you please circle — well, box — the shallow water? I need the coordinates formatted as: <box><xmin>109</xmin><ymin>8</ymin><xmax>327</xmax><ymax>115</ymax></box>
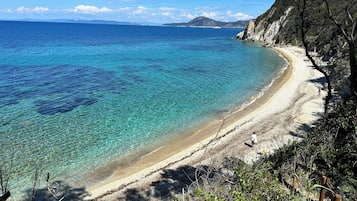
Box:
<box><xmin>0</xmin><ymin>21</ymin><xmax>285</xmax><ymax>199</ymax></box>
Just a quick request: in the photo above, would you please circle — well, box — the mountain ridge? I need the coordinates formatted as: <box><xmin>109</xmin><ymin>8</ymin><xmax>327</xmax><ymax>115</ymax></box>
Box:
<box><xmin>164</xmin><ymin>16</ymin><xmax>249</xmax><ymax>28</ymax></box>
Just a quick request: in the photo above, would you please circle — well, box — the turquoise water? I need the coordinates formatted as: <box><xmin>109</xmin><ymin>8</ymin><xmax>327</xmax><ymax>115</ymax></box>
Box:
<box><xmin>0</xmin><ymin>21</ymin><xmax>286</xmax><ymax>199</ymax></box>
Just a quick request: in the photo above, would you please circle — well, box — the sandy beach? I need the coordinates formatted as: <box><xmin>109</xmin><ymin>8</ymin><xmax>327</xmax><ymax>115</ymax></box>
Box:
<box><xmin>86</xmin><ymin>45</ymin><xmax>326</xmax><ymax>200</ymax></box>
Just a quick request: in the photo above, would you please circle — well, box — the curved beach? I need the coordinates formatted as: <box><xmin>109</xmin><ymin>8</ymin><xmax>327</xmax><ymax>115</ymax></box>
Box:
<box><xmin>87</xmin><ymin>45</ymin><xmax>326</xmax><ymax>200</ymax></box>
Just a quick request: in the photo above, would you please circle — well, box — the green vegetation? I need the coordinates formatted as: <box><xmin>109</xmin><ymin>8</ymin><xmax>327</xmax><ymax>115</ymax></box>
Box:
<box><xmin>186</xmin><ymin>97</ymin><xmax>356</xmax><ymax>201</ymax></box>
<box><xmin>186</xmin><ymin>0</ymin><xmax>357</xmax><ymax>200</ymax></box>
<box><xmin>262</xmin><ymin>0</ymin><xmax>357</xmax><ymax>96</ymax></box>
<box><xmin>192</xmin><ymin>160</ymin><xmax>299</xmax><ymax>201</ymax></box>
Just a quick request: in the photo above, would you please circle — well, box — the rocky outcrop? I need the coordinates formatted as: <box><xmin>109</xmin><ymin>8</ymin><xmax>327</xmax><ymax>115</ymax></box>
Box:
<box><xmin>238</xmin><ymin>0</ymin><xmax>357</xmax><ymax>97</ymax></box>
<box><xmin>236</xmin><ymin>20</ymin><xmax>255</xmax><ymax>40</ymax></box>
<box><xmin>237</xmin><ymin>3</ymin><xmax>294</xmax><ymax>44</ymax></box>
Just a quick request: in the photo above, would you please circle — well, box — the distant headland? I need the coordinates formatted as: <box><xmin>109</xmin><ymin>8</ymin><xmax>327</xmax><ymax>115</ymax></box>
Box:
<box><xmin>163</xmin><ymin>16</ymin><xmax>250</xmax><ymax>28</ymax></box>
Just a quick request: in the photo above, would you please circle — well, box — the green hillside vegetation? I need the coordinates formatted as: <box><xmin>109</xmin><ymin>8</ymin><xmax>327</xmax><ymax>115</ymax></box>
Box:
<box><xmin>257</xmin><ymin>0</ymin><xmax>357</xmax><ymax>97</ymax></box>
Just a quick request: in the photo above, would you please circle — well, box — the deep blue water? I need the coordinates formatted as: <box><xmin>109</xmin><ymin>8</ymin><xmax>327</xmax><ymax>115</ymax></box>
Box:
<box><xmin>0</xmin><ymin>21</ymin><xmax>285</xmax><ymax>200</ymax></box>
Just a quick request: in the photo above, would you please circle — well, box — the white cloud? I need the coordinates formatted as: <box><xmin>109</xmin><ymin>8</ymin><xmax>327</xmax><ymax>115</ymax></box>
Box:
<box><xmin>161</xmin><ymin>12</ymin><xmax>172</xmax><ymax>17</ymax></box>
<box><xmin>159</xmin><ymin>7</ymin><xmax>176</xmax><ymax>11</ymax></box>
<box><xmin>137</xmin><ymin>6</ymin><xmax>147</xmax><ymax>10</ymax></box>
<box><xmin>2</xmin><ymin>9</ymin><xmax>13</xmax><ymax>13</ymax></box>
<box><xmin>118</xmin><ymin>7</ymin><xmax>130</xmax><ymax>11</ymax></box>
<box><xmin>16</xmin><ymin>6</ymin><xmax>49</xmax><ymax>14</ymax></box>
<box><xmin>194</xmin><ymin>6</ymin><xmax>214</xmax><ymax>10</ymax></box>
<box><xmin>16</xmin><ymin>7</ymin><xmax>29</xmax><ymax>13</ymax></box>
<box><xmin>158</xmin><ymin>7</ymin><xmax>176</xmax><ymax>17</ymax></box>
<box><xmin>226</xmin><ymin>10</ymin><xmax>253</xmax><ymax>20</ymax></box>
<box><xmin>132</xmin><ymin>6</ymin><xmax>147</xmax><ymax>14</ymax></box>
<box><xmin>33</xmin><ymin>7</ymin><xmax>50</xmax><ymax>13</ymax></box>
<box><xmin>181</xmin><ymin>13</ymin><xmax>196</xmax><ymax>20</ymax></box>
<box><xmin>201</xmin><ymin>12</ymin><xmax>217</xmax><ymax>19</ymax></box>
<box><xmin>67</xmin><ymin>5</ymin><xmax>112</xmax><ymax>14</ymax></box>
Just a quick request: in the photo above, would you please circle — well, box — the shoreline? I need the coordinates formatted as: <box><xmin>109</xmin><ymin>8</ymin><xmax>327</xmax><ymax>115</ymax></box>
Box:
<box><xmin>87</xmin><ymin>45</ymin><xmax>326</xmax><ymax>200</ymax></box>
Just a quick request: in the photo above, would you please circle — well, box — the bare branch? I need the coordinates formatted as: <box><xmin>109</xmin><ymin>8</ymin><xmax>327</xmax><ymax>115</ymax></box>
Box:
<box><xmin>353</xmin><ymin>20</ymin><xmax>357</xmax><ymax>41</ymax></box>
<box><xmin>345</xmin><ymin>6</ymin><xmax>357</xmax><ymax>43</ymax></box>
<box><xmin>0</xmin><ymin>167</ymin><xmax>11</xmax><ymax>201</ymax></box>
<box><xmin>346</xmin><ymin>6</ymin><xmax>354</xmax><ymax>23</ymax></box>
<box><xmin>46</xmin><ymin>172</ymin><xmax>68</xmax><ymax>201</ymax></box>
<box><xmin>0</xmin><ymin>166</ymin><xmax>10</xmax><ymax>199</ymax></box>
<box><xmin>31</xmin><ymin>168</ymin><xmax>40</xmax><ymax>201</ymax></box>
<box><xmin>0</xmin><ymin>169</ymin><xmax>4</xmax><ymax>195</ymax></box>
<box><xmin>324</xmin><ymin>0</ymin><xmax>351</xmax><ymax>43</ymax></box>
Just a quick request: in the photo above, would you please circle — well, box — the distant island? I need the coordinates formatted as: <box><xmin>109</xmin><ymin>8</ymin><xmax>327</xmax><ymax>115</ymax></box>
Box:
<box><xmin>61</xmin><ymin>19</ymin><xmax>140</xmax><ymax>25</ymax></box>
<box><xmin>21</xmin><ymin>19</ymin><xmax>141</xmax><ymax>25</ymax></box>
<box><xmin>2</xmin><ymin>17</ymin><xmax>249</xmax><ymax>28</ymax></box>
<box><xmin>164</xmin><ymin>16</ymin><xmax>250</xmax><ymax>28</ymax></box>
<box><xmin>0</xmin><ymin>19</ymin><xmax>146</xmax><ymax>26</ymax></box>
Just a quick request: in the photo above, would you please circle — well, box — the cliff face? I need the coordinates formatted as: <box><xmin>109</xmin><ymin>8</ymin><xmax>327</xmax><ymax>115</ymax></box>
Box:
<box><xmin>238</xmin><ymin>0</ymin><xmax>357</xmax><ymax>95</ymax></box>
<box><xmin>238</xmin><ymin>8</ymin><xmax>294</xmax><ymax>44</ymax></box>
<box><xmin>237</xmin><ymin>0</ymin><xmax>297</xmax><ymax>44</ymax></box>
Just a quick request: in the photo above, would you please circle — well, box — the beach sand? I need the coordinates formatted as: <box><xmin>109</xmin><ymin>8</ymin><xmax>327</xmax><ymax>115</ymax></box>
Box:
<box><xmin>86</xmin><ymin>46</ymin><xmax>326</xmax><ymax>200</ymax></box>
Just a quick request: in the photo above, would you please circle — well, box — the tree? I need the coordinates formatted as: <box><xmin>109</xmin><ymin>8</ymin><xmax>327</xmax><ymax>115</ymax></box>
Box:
<box><xmin>295</xmin><ymin>0</ymin><xmax>333</xmax><ymax>112</ymax></box>
<box><xmin>324</xmin><ymin>0</ymin><xmax>357</xmax><ymax>95</ymax></box>
<box><xmin>0</xmin><ymin>191</ymin><xmax>10</xmax><ymax>201</ymax></box>
<box><xmin>0</xmin><ymin>166</ymin><xmax>11</xmax><ymax>201</ymax></box>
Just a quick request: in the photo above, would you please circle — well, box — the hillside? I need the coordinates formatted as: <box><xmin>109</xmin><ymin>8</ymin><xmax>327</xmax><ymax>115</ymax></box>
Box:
<box><xmin>237</xmin><ymin>0</ymin><xmax>357</xmax><ymax>97</ymax></box>
<box><xmin>164</xmin><ymin>16</ymin><xmax>249</xmax><ymax>28</ymax></box>
<box><xmin>236</xmin><ymin>0</ymin><xmax>357</xmax><ymax>200</ymax></box>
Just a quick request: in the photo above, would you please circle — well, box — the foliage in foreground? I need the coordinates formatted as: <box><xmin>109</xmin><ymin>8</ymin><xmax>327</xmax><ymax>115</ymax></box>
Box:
<box><xmin>188</xmin><ymin>97</ymin><xmax>357</xmax><ymax>201</ymax></box>
<box><xmin>303</xmin><ymin>97</ymin><xmax>357</xmax><ymax>199</ymax></box>
<box><xmin>191</xmin><ymin>159</ymin><xmax>299</xmax><ymax>201</ymax></box>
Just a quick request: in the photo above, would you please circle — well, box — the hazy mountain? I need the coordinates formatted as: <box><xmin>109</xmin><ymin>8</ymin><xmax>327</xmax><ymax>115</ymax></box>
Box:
<box><xmin>164</xmin><ymin>16</ymin><xmax>249</xmax><ymax>28</ymax></box>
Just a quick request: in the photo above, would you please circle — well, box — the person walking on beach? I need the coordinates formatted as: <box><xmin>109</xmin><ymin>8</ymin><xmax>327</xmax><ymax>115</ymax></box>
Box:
<box><xmin>251</xmin><ymin>132</ymin><xmax>257</xmax><ymax>146</ymax></box>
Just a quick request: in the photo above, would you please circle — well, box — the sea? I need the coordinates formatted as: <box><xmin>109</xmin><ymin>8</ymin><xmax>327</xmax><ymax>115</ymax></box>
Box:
<box><xmin>0</xmin><ymin>21</ymin><xmax>286</xmax><ymax>200</ymax></box>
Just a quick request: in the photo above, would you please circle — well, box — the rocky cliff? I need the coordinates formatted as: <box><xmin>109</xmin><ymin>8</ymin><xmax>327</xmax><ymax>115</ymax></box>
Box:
<box><xmin>236</xmin><ymin>0</ymin><xmax>298</xmax><ymax>44</ymax></box>
<box><xmin>237</xmin><ymin>6</ymin><xmax>295</xmax><ymax>44</ymax></box>
<box><xmin>238</xmin><ymin>0</ymin><xmax>357</xmax><ymax>96</ymax></box>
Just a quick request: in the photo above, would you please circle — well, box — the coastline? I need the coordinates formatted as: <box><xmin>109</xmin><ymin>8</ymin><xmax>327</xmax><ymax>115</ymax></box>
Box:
<box><xmin>87</xmin><ymin>45</ymin><xmax>326</xmax><ymax>200</ymax></box>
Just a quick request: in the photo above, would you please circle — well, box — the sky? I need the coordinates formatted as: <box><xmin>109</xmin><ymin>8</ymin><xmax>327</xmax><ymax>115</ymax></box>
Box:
<box><xmin>0</xmin><ymin>0</ymin><xmax>275</xmax><ymax>24</ymax></box>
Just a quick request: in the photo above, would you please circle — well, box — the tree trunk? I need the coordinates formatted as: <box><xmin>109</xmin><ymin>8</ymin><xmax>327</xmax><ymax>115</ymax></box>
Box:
<box><xmin>299</xmin><ymin>0</ymin><xmax>332</xmax><ymax>113</ymax></box>
<box><xmin>0</xmin><ymin>191</ymin><xmax>10</xmax><ymax>201</ymax></box>
<box><xmin>349</xmin><ymin>42</ymin><xmax>357</xmax><ymax>95</ymax></box>
<box><xmin>324</xmin><ymin>0</ymin><xmax>357</xmax><ymax>96</ymax></box>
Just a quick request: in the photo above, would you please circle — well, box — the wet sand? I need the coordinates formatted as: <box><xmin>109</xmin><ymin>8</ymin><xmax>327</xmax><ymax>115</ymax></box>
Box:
<box><xmin>87</xmin><ymin>46</ymin><xmax>326</xmax><ymax>200</ymax></box>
